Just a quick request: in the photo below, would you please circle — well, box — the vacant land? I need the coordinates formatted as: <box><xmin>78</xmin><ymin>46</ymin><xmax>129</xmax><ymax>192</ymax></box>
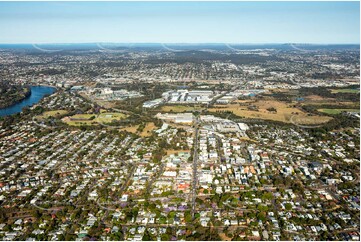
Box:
<box><xmin>140</xmin><ymin>122</ymin><xmax>157</xmax><ymax>137</ymax></box>
<box><xmin>209</xmin><ymin>100</ymin><xmax>332</xmax><ymax>125</ymax></box>
<box><xmin>161</xmin><ymin>105</ymin><xmax>204</xmax><ymax>113</ymax></box>
<box><xmin>290</xmin><ymin>115</ymin><xmax>332</xmax><ymax>126</ymax></box>
<box><xmin>35</xmin><ymin>110</ymin><xmax>68</xmax><ymax>120</ymax></box>
<box><xmin>63</xmin><ymin>112</ymin><xmax>127</xmax><ymax>126</ymax></box>
<box><xmin>120</xmin><ymin>122</ymin><xmax>158</xmax><ymax>136</ymax></box>
<box><xmin>330</xmin><ymin>88</ymin><xmax>360</xmax><ymax>94</ymax></box>
<box><xmin>304</xmin><ymin>95</ymin><xmax>335</xmax><ymax>102</ymax></box>
<box><xmin>234</xmin><ymin>100</ymin><xmax>254</xmax><ymax>104</ymax></box>
<box><xmin>318</xmin><ymin>108</ymin><xmax>360</xmax><ymax>115</ymax></box>
<box><xmin>166</xmin><ymin>149</ymin><xmax>190</xmax><ymax>155</ymax></box>
<box><xmin>219</xmin><ymin>233</ymin><xmax>232</xmax><ymax>241</ymax></box>
<box><xmin>120</xmin><ymin>125</ymin><xmax>139</xmax><ymax>133</ymax></box>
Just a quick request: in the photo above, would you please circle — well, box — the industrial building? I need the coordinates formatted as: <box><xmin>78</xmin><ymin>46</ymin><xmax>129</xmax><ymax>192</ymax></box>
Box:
<box><xmin>155</xmin><ymin>113</ymin><xmax>194</xmax><ymax>124</ymax></box>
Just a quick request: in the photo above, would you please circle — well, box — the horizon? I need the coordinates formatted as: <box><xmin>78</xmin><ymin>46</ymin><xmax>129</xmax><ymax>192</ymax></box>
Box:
<box><xmin>0</xmin><ymin>42</ymin><xmax>360</xmax><ymax>45</ymax></box>
<box><xmin>0</xmin><ymin>1</ymin><xmax>359</xmax><ymax>44</ymax></box>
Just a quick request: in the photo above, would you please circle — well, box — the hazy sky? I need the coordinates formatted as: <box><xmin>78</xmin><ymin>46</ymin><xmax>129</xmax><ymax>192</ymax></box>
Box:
<box><xmin>0</xmin><ymin>1</ymin><xmax>359</xmax><ymax>44</ymax></box>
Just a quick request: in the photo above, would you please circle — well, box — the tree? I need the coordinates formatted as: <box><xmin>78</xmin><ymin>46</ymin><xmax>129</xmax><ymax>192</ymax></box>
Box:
<box><xmin>167</xmin><ymin>211</ymin><xmax>176</xmax><ymax>219</ymax></box>
<box><xmin>262</xmin><ymin>192</ymin><xmax>273</xmax><ymax>201</ymax></box>
<box><xmin>285</xmin><ymin>203</ymin><xmax>292</xmax><ymax>210</ymax></box>
<box><xmin>257</xmin><ymin>204</ymin><xmax>268</xmax><ymax>212</ymax></box>
<box><xmin>184</xmin><ymin>212</ymin><xmax>193</xmax><ymax>223</ymax></box>
<box><xmin>158</xmin><ymin>216</ymin><xmax>166</xmax><ymax>224</ymax></box>
<box><xmin>32</xmin><ymin>210</ymin><xmax>42</xmax><ymax>219</ymax></box>
<box><xmin>142</xmin><ymin>230</ymin><xmax>151</xmax><ymax>241</ymax></box>
<box><xmin>65</xmin><ymin>233</ymin><xmax>76</xmax><ymax>241</ymax></box>
<box><xmin>58</xmin><ymin>234</ymin><xmax>65</xmax><ymax>241</ymax></box>
<box><xmin>266</xmin><ymin>107</ymin><xmax>277</xmax><ymax>113</ymax></box>
<box><xmin>257</xmin><ymin>212</ymin><xmax>267</xmax><ymax>222</ymax></box>
<box><xmin>161</xmin><ymin>233</ymin><xmax>170</xmax><ymax>241</ymax></box>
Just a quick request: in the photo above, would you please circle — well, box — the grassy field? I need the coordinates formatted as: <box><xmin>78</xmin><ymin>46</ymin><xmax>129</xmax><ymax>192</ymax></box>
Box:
<box><xmin>290</xmin><ymin>115</ymin><xmax>332</xmax><ymax>126</ymax></box>
<box><xmin>119</xmin><ymin>122</ymin><xmax>158</xmax><ymax>136</ymax></box>
<box><xmin>304</xmin><ymin>95</ymin><xmax>335</xmax><ymax>102</ymax></box>
<box><xmin>330</xmin><ymin>89</ymin><xmax>359</xmax><ymax>94</ymax></box>
<box><xmin>234</xmin><ymin>100</ymin><xmax>254</xmax><ymax>104</ymax></box>
<box><xmin>96</xmin><ymin>112</ymin><xmax>127</xmax><ymax>123</ymax></box>
<box><xmin>219</xmin><ymin>233</ymin><xmax>232</xmax><ymax>241</ymax></box>
<box><xmin>318</xmin><ymin>108</ymin><xmax>360</xmax><ymax>115</ymax></box>
<box><xmin>161</xmin><ymin>105</ymin><xmax>204</xmax><ymax>112</ymax></box>
<box><xmin>120</xmin><ymin>125</ymin><xmax>139</xmax><ymax>133</ymax></box>
<box><xmin>209</xmin><ymin>100</ymin><xmax>332</xmax><ymax>125</ymax></box>
<box><xmin>62</xmin><ymin>114</ymin><xmax>96</xmax><ymax>126</ymax></box>
<box><xmin>166</xmin><ymin>149</ymin><xmax>190</xmax><ymax>155</ymax></box>
<box><xmin>140</xmin><ymin>122</ymin><xmax>157</xmax><ymax>137</ymax></box>
<box><xmin>63</xmin><ymin>112</ymin><xmax>127</xmax><ymax>126</ymax></box>
<box><xmin>35</xmin><ymin>110</ymin><xmax>68</xmax><ymax>120</ymax></box>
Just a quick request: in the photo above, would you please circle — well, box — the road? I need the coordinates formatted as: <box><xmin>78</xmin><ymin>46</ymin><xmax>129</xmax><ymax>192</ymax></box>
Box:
<box><xmin>96</xmin><ymin>163</ymin><xmax>136</xmax><ymax>211</ymax></box>
<box><xmin>208</xmin><ymin>84</ymin><xmax>242</xmax><ymax>106</ymax></box>
<box><xmin>191</xmin><ymin>116</ymin><xmax>199</xmax><ymax>219</ymax></box>
<box><xmin>145</xmin><ymin>162</ymin><xmax>165</xmax><ymax>196</ymax></box>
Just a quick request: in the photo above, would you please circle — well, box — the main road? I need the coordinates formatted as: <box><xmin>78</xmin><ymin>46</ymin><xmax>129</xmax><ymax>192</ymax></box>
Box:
<box><xmin>191</xmin><ymin>116</ymin><xmax>199</xmax><ymax>220</ymax></box>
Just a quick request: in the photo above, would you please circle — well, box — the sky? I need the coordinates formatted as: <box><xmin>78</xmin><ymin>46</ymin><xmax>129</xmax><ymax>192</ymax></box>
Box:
<box><xmin>0</xmin><ymin>1</ymin><xmax>359</xmax><ymax>44</ymax></box>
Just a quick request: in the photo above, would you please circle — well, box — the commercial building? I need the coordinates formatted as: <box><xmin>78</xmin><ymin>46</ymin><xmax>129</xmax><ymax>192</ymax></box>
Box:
<box><xmin>155</xmin><ymin>113</ymin><xmax>194</xmax><ymax>124</ymax></box>
<box><xmin>162</xmin><ymin>89</ymin><xmax>214</xmax><ymax>104</ymax></box>
<box><xmin>143</xmin><ymin>99</ymin><xmax>164</xmax><ymax>108</ymax></box>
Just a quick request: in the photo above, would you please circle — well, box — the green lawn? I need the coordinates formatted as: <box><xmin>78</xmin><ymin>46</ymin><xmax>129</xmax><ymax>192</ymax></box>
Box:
<box><xmin>35</xmin><ymin>110</ymin><xmax>68</xmax><ymax>120</ymax></box>
<box><xmin>318</xmin><ymin>108</ymin><xmax>360</xmax><ymax>115</ymax></box>
<box><xmin>65</xmin><ymin>114</ymin><xmax>95</xmax><ymax>126</ymax></box>
<box><xmin>64</xmin><ymin>112</ymin><xmax>127</xmax><ymax>126</ymax></box>
<box><xmin>95</xmin><ymin>112</ymin><xmax>127</xmax><ymax>123</ymax></box>
<box><xmin>70</xmin><ymin>114</ymin><xmax>95</xmax><ymax>119</ymax></box>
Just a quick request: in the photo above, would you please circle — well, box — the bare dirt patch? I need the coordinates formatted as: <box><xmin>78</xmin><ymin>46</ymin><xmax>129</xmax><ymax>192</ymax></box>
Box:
<box><xmin>219</xmin><ymin>233</ymin><xmax>232</xmax><ymax>241</ymax></box>
<box><xmin>120</xmin><ymin>125</ymin><xmax>139</xmax><ymax>133</ymax></box>
<box><xmin>166</xmin><ymin>149</ymin><xmax>190</xmax><ymax>155</ymax></box>
<box><xmin>140</xmin><ymin>122</ymin><xmax>157</xmax><ymax>137</ymax></box>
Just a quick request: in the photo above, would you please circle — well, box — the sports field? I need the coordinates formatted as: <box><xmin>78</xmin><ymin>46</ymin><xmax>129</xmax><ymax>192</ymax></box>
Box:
<box><xmin>63</xmin><ymin>112</ymin><xmax>127</xmax><ymax>126</ymax></box>
<box><xmin>96</xmin><ymin>112</ymin><xmax>127</xmax><ymax>123</ymax></box>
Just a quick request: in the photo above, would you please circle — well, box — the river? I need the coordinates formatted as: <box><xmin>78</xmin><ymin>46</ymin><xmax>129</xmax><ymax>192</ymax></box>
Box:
<box><xmin>0</xmin><ymin>86</ymin><xmax>56</xmax><ymax>117</ymax></box>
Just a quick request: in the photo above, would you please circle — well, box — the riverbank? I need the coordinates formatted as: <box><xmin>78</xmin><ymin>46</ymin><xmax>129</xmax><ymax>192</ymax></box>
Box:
<box><xmin>0</xmin><ymin>85</ymin><xmax>32</xmax><ymax>109</ymax></box>
<box><xmin>0</xmin><ymin>86</ymin><xmax>56</xmax><ymax>117</ymax></box>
